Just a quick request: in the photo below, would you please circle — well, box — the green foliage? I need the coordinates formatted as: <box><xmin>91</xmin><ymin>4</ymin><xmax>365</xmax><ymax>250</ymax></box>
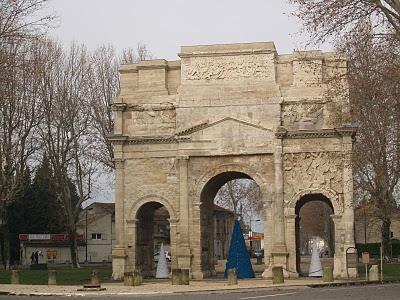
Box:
<box><xmin>6</xmin><ymin>156</ymin><xmax>70</xmax><ymax>264</ymax></box>
<box><xmin>356</xmin><ymin>241</ymin><xmax>400</xmax><ymax>258</ymax></box>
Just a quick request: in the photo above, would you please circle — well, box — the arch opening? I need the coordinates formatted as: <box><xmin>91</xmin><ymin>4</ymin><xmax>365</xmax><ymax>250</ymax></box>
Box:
<box><xmin>135</xmin><ymin>201</ymin><xmax>170</xmax><ymax>278</ymax></box>
<box><xmin>295</xmin><ymin>194</ymin><xmax>335</xmax><ymax>276</ymax></box>
<box><xmin>200</xmin><ymin>171</ymin><xmax>264</xmax><ymax>277</ymax></box>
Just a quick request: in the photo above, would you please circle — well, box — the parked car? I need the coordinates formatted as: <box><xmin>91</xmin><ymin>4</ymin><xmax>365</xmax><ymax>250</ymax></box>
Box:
<box><xmin>154</xmin><ymin>251</ymin><xmax>171</xmax><ymax>262</ymax></box>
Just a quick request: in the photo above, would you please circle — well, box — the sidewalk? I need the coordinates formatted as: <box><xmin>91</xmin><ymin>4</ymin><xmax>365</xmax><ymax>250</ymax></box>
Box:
<box><xmin>0</xmin><ymin>278</ymin><xmax>361</xmax><ymax>297</ymax></box>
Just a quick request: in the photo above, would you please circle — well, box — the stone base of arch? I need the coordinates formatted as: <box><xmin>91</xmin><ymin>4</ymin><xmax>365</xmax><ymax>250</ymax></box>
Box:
<box><xmin>112</xmin><ymin>247</ymin><xmax>127</xmax><ymax>280</ymax></box>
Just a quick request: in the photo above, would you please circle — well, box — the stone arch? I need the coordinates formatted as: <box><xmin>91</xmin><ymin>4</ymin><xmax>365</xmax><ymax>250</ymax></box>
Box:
<box><xmin>192</xmin><ymin>162</ymin><xmax>271</xmax><ymax>277</ymax></box>
<box><xmin>193</xmin><ymin>162</ymin><xmax>271</xmax><ymax>203</ymax></box>
<box><xmin>286</xmin><ymin>188</ymin><xmax>342</xmax><ymax>215</ymax></box>
<box><xmin>292</xmin><ymin>191</ymin><xmax>336</xmax><ymax>276</ymax></box>
<box><xmin>128</xmin><ymin>194</ymin><xmax>177</xmax><ymax>222</ymax></box>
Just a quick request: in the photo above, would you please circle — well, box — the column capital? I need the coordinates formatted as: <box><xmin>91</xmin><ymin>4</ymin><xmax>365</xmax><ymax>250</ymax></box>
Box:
<box><xmin>285</xmin><ymin>214</ymin><xmax>297</xmax><ymax>220</ymax></box>
<box><xmin>126</xmin><ymin>219</ymin><xmax>138</xmax><ymax>225</ymax></box>
<box><xmin>177</xmin><ymin>155</ymin><xmax>189</xmax><ymax>161</ymax></box>
<box><xmin>113</xmin><ymin>158</ymin><xmax>125</xmax><ymax>169</ymax></box>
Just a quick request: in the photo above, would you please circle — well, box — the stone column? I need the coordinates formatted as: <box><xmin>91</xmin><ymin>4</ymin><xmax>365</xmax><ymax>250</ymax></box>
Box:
<box><xmin>331</xmin><ymin>214</ymin><xmax>343</xmax><ymax>279</ymax></box>
<box><xmin>342</xmin><ymin>137</ymin><xmax>357</xmax><ymax>278</ymax></box>
<box><xmin>285</xmin><ymin>214</ymin><xmax>298</xmax><ymax>277</ymax></box>
<box><xmin>125</xmin><ymin>219</ymin><xmax>137</xmax><ymax>273</ymax></box>
<box><xmin>112</xmin><ymin>158</ymin><xmax>127</xmax><ymax>280</ymax></box>
<box><xmin>271</xmin><ymin>138</ymin><xmax>288</xmax><ymax>272</ymax></box>
<box><xmin>262</xmin><ymin>201</ymin><xmax>273</xmax><ymax>278</ymax></box>
<box><xmin>177</xmin><ymin>156</ymin><xmax>191</xmax><ymax>270</ymax></box>
<box><xmin>169</xmin><ymin>219</ymin><xmax>179</xmax><ymax>270</ymax></box>
<box><xmin>191</xmin><ymin>202</ymin><xmax>203</xmax><ymax>279</ymax></box>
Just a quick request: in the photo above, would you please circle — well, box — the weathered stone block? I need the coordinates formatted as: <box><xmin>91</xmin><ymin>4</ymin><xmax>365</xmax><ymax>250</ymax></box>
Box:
<box><xmin>227</xmin><ymin>268</ymin><xmax>238</xmax><ymax>285</ymax></box>
<box><xmin>48</xmin><ymin>270</ymin><xmax>57</xmax><ymax>286</ymax></box>
<box><xmin>11</xmin><ymin>270</ymin><xmax>19</xmax><ymax>284</ymax></box>
<box><xmin>322</xmin><ymin>267</ymin><xmax>334</xmax><ymax>282</ymax></box>
<box><xmin>369</xmin><ymin>265</ymin><xmax>379</xmax><ymax>281</ymax></box>
<box><xmin>272</xmin><ymin>266</ymin><xmax>284</xmax><ymax>284</ymax></box>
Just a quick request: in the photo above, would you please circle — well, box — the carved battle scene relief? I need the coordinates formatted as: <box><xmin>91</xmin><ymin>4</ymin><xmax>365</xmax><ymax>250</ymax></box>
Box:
<box><xmin>282</xmin><ymin>103</ymin><xmax>324</xmax><ymax>129</ymax></box>
<box><xmin>283</xmin><ymin>152</ymin><xmax>344</xmax><ymax>212</ymax></box>
<box><xmin>182</xmin><ymin>54</ymin><xmax>274</xmax><ymax>81</ymax></box>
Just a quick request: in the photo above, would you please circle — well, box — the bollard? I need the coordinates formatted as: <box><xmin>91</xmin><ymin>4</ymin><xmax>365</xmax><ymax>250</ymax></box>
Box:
<box><xmin>272</xmin><ymin>266</ymin><xmax>284</xmax><ymax>284</ymax></box>
<box><xmin>322</xmin><ymin>266</ymin><xmax>334</xmax><ymax>283</ymax></box>
<box><xmin>11</xmin><ymin>270</ymin><xmax>19</xmax><ymax>284</ymax></box>
<box><xmin>124</xmin><ymin>272</ymin><xmax>133</xmax><ymax>286</ymax></box>
<box><xmin>133</xmin><ymin>270</ymin><xmax>143</xmax><ymax>286</ymax></box>
<box><xmin>369</xmin><ymin>265</ymin><xmax>379</xmax><ymax>281</ymax></box>
<box><xmin>90</xmin><ymin>270</ymin><xmax>100</xmax><ymax>286</ymax></box>
<box><xmin>256</xmin><ymin>256</ymin><xmax>263</xmax><ymax>265</ymax></box>
<box><xmin>172</xmin><ymin>269</ymin><xmax>181</xmax><ymax>285</ymax></box>
<box><xmin>48</xmin><ymin>270</ymin><xmax>57</xmax><ymax>285</ymax></box>
<box><xmin>78</xmin><ymin>269</ymin><xmax>106</xmax><ymax>291</ymax></box>
<box><xmin>227</xmin><ymin>268</ymin><xmax>238</xmax><ymax>285</ymax></box>
<box><xmin>180</xmin><ymin>269</ymin><xmax>190</xmax><ymax>285</ymax></box>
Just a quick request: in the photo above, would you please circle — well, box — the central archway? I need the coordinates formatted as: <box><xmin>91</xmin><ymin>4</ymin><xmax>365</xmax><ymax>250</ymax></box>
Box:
<box><xmin>199</xmin><ymin>171</ymin><xmax>264</xmax><ymax>277</ymax></box>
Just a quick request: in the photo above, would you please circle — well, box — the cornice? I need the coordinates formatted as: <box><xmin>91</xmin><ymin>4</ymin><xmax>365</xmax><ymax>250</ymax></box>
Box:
<box><xmin>276</xmin><ymin>125</ymin><xmax>357</xmax><ymax>140</ymax></box>
<box><xmin>111</xmin><ymin>103</ymin><xmax>127</xmax><ymax>111</ymax></box>
<box><xmin>178</xmin><ymin>49</ymin><xmax>275</xmax><ymax>59</ymax></box>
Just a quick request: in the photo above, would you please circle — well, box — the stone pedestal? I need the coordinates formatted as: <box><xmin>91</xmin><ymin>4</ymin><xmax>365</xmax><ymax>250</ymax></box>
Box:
<box><xmin>227</xmin><ymin>268</ymin><xmax>238</xmax><ymax>285</ymax></box>
<box><xmin>11</xmin><ymin>270</ymin><xmax>19</xmax><ymax>284</ymax></box>
<box><xmin>272</xmin><ymin>266</ymin><xmax>284</xmax><ymax>284</ymax></box>
<box><xmin>48</xmin><ymin>270</ymin><xmax>57</xmax><ymax>285</ymax></box>
<box><xmin>323</xmin><ymin>267</ymin><xmax>334</xmax><ymax>282</ymax></box>
<box><xmin>112</xmin><ymin>247</ymin><xmax>127</xmax><ymax>280</ymax></box>
<box><xmin>369</xmin><ymin>265</ymin><xmax>379</xmax><ymax>281</ymax></box>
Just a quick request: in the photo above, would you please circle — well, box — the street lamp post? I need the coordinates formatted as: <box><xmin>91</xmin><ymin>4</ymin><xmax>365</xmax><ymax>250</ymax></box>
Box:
<box><xmin>249</xmin><ymin>216</ymin><xmax>260</xmax><ymax>255</ymax></box>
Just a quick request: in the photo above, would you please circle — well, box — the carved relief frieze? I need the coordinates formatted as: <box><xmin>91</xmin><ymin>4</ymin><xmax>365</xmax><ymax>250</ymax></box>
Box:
<box><xmin>283</xmin><ymin>152</ymin><xmax>344</xmax><ymax>210</ymax></box>
<box><xmin>182</xmin><ymin>54</ymin><xmax>274</xmax><ymax>80</ymax></box>
<box><xmin>282</xmin><ymin>103</ymin><xmax>324</xmax><ymax>128</ymax></box>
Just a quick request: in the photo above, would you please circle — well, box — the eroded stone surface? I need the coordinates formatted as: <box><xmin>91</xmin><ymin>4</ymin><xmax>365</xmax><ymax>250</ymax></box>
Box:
<box><xmin>110</xmin><ymin>42</ymin><xmax>356</xmax><ymax>280</ymax></box>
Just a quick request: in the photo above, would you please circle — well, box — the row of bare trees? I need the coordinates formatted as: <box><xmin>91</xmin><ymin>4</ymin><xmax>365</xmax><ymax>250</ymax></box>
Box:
<box><xmin>290</xmin><ymin>0</ymin><xmax>400</xmax><ymax>256</ymax></box>
<box><xmin>0</xmin><ymin>0</ymin><xmax>150</xmax><ymax>268</ymax></box>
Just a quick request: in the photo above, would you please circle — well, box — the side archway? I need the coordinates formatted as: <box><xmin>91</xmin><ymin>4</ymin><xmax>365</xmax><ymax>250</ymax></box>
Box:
<box><xmin>293</xmin><ymin>193</ymin><xmax>335</xmax><ymax>276</ymax></box>
<box><xmin>128</xmin><ymin>196</ymin><xmax>176</xmax><ymax>278</ymax></box>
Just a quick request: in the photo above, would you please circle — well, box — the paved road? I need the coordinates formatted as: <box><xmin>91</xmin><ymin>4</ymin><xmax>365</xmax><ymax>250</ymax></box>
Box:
<box><xmin>1</xmin><ymin>283</ymin><xmax>400</xmax><ymax>299</ymax></box>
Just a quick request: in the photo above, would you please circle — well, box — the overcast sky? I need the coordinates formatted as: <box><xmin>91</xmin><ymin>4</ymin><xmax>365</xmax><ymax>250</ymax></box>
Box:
<box><xmin>45</xmin><ymin>0</ymin><xmax>332</xmax><ymax>60</ymax></box>
<box><xmin>47</xmin><ymin>1</ymin><xmax>331</xmax><ymax>212</ymax></box>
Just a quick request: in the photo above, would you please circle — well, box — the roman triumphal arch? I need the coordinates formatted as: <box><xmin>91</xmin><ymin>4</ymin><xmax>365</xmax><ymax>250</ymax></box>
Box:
<box><xmin>109</xmin><ymin>42</ymin><xmax>357</xmax><ymax>280</ymax></box>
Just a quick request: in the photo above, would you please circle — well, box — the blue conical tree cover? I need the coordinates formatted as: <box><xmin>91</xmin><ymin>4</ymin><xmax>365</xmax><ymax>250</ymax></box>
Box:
<box><xmin>224</xmin><ymin>220</ymin><xmax>255</xmax><ymax>279</ymax></box>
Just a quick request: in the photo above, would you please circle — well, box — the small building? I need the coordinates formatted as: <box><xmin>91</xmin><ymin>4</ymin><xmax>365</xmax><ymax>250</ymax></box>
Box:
<box><xmin>213</xmin><ymin>205</ymin><xmax>235</xmax><ymax>260</ymax></box>
<box><xmin>19</xmin><ymin>234</ymin><xmax>85</xmax><ymax>265</ymax></box>
<box><xmin>76</xmin><ymin>202</ymin><xmax>115</xmax><ymax>263</ymax></box>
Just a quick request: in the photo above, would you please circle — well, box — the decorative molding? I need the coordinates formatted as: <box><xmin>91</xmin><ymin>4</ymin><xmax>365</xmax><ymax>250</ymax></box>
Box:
<box><xmin>182</xmin><ymin>54</ymin><xmax>274</xmax><ymax>80</ymax></box>
<box><xmin>127</xmin><ymin>103</ymin><xmax>175</xmax><ymax>112</ymax></box>
<box><xmin>177</xmin><ymin>117</ymin><xmax>272</xmax><ymax>137</ymax></box>
<box><xmin>112</xmin><ymin>103</ymin><xmax>127</xmax><ymax>111</ymax></box>
<box><xmin>276</xmin><ymin>127</ymin><xmax>357</xmax><ymax>140</ymax></box>
<box><xmin>113</xmin><ymin>158</ymin><xmax>125</xmax><ymax>170</ymax></box>
<box><xmin>179</xmin><ymin>49</ymin><xmax>275</xmax><ymax>58</ymax></box>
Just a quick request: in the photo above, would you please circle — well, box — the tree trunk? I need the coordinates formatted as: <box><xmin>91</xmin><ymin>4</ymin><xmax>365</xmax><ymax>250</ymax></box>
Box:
<box><xmin>0</xmin><ymin>224</ymin><xmax>11</xmax><ymax>269</ymax></box>
<box><xmin>381</xmin><ymin>218</ymin><xmax>391</xmax><ymax>259</ymax></box>
<box><xmin>69</xmin><ymin>229</ymin><xmax>80</xmax><ymax>268</ymax></box>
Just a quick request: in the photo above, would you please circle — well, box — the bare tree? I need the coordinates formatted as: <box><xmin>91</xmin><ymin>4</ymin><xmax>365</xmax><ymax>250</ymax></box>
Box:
<box><xmin>87</xmin><ymin>45</ymin><xmax>120</xmax><ymax>170</ymax></box>
<box><xmin>0</xmin><ymin>0</ymin><xmax>55</xmax><ymax>41</ymax></box>
<box><xmin>338</xmin><ymin>25</ymin><xmax>400</xmax><ymax>256</ymax></box>
<box><xmin>214</xmin><ymin>179</ymin><xmax>263</xmax><ymax>226</ymax></box>
<box><xmin>289</xmin><ymin>0</ymin><xmax>400</xmax><ymax>43</ymax></box>
<box><xmin>38</xmin><ymin>41</ymin><xmax>97</xmax><ymax>267</ymax></box>
<box><xmin>88</xmin><ymin>43</ymin><xmax>153</xmax><ymax>170</ymax></box>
